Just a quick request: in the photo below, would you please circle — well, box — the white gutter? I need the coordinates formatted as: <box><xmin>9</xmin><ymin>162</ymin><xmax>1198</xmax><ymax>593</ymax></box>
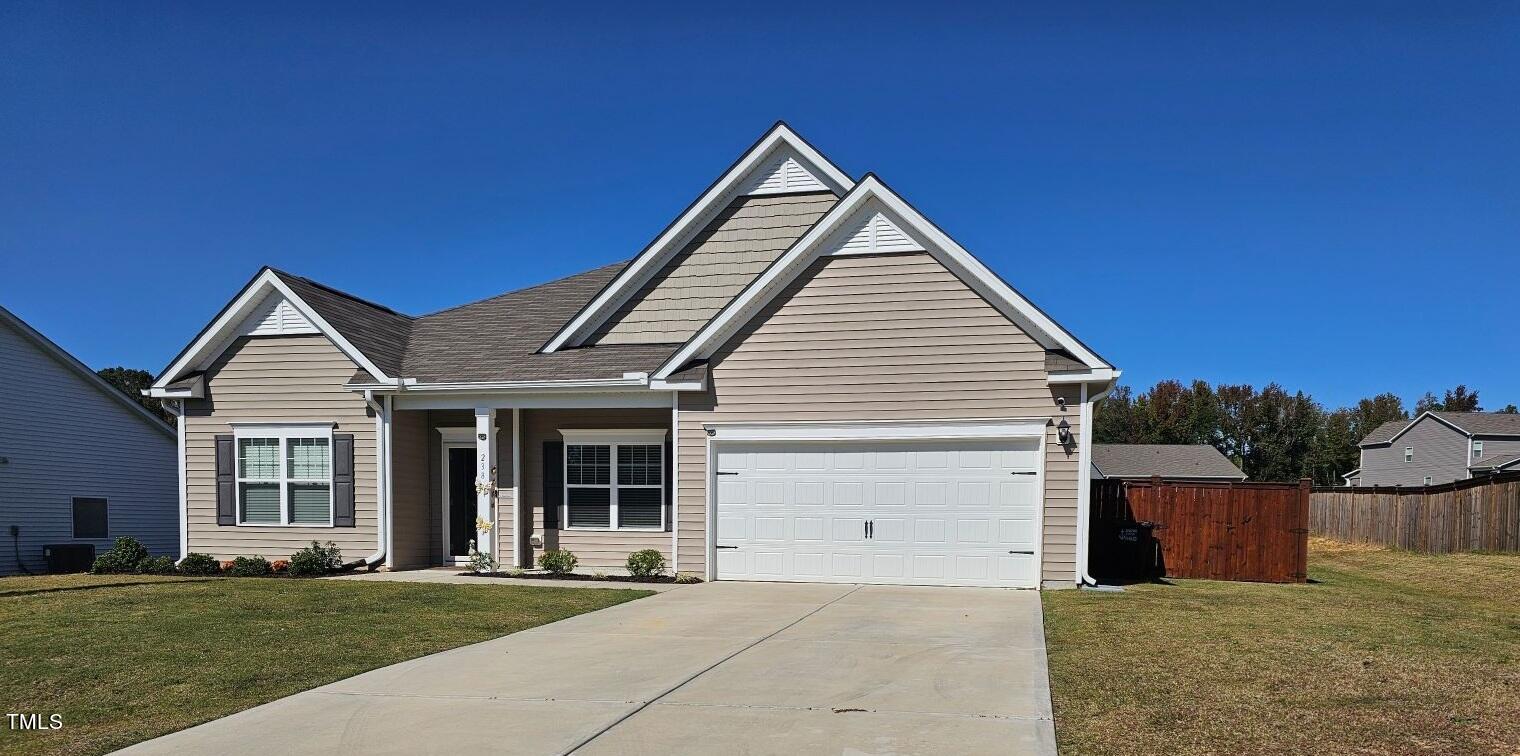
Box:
<box><xmin>1077</xmin><ymin>376</ymin><xmax>1120</xmax><ymax>587</ymax></box>
<box><xmin>344</xmin><ymin>376</ymin><xmax>650</xmax><ymax>393</ymax></box>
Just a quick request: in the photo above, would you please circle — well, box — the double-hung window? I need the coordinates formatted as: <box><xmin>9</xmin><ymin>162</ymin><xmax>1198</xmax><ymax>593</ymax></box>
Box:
<box><xmin>1472</xmin><ymin>441</ymin><xmax>1483</xmax><ymax>462</ymax></box>
<box><xmin>561</xmin><ymin>429</ymin><xmax>667</xmax><ymax>530</ymax></box>
<box><xmin>234</xmin><ymin>424</ymin><xmax>334</xmax><ymax>526</ymax></box>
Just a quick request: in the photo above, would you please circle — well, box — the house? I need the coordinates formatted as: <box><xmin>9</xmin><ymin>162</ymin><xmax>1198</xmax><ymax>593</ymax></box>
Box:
<box><xmin>0</xmin><ymin>306</ymin><xmax>178</xmax><ymax>574</ymax></box>
<box><xmin>145</xmin><ymin>123</ymin><xmax>1120</xmax><ymax>589</ymax></box>
<box><xmin>1091</xmin><ymin>444</ymin><xmax>1246</xmax><ymax>482</ymax></box>
<box><xmin>1346</xmin><ymin>411</ymin><xmax>1520</xmax><ymax>487</ymax></box>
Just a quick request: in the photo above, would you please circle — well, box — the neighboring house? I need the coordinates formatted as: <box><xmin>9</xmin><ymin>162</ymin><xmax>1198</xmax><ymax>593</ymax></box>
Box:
<box><xmin>1091</xmin><ymin>444</ymin><xmax>1246</xmax><ymax>482</ymax></box>
<box><xmin>0</xmin><ymin>306</ymin><xmax>178</xmax><ymax>574</ymax></box>
<box><xmin>1347</xmin><ymin>411</ymin><xmax>1520</xmax><ymax>487</ymax></box>
<box><xmin>146</xmin><ymin>123</ymin><xmax>1120</xmax><ymax>589</ymax></box>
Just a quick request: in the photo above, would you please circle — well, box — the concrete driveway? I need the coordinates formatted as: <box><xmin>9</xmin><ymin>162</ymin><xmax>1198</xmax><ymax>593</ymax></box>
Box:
<box><xmin>117</xmin><ymin>582</ymin><xmax>1054</xmax><ymax>755</ymax></box>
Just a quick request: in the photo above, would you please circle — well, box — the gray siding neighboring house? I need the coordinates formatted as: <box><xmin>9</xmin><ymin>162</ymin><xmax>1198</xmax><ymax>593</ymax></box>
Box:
<box><xmin>0</xmin><ymin>306</ymin><xmax>177</xmax><ymax>574</ymax></box>
<box><xmin>1351</xmin><ymin>412</ymin><xmax>1520</xmax><ymax>487</ymax></box>
<box><xmin>146</xmin><ymin>123</ymin><xmax>1121</xmax><ymax>589</ymax></box>
<box><xmin>1090</xmin><ymin>444</ymin><xmax>1246</xmax><ymax>481</ymax></box>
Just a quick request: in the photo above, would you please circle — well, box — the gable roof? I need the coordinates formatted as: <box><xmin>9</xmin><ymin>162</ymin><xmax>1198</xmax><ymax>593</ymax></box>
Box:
<box><xmin>151</xmin><ymin>268</ymin><xmax>413</xmax><ymax>392</ymax></box>
<box><xmin>0</xmin><ymin>305</ymin><xmax>174</xmax><ymax>437</ymax></box>
<box><xmin>1359</xmin><ymin>411</ymin><xmax>1520</xmax><ymax>447</ymax></box>
<box><xmin>541</xmin><ymin>122</ymin><xmax>855</xmax><ymax>353</ymax></box>
<box><xmin>1092</xmin><ymin>444</ymin><xmax>1246</xmax><ymax>480</ymax></box>
<box><xmin>652</xmin><ymin>174</ymin><xmax>1114</xmax><ymax>380</ymax></box>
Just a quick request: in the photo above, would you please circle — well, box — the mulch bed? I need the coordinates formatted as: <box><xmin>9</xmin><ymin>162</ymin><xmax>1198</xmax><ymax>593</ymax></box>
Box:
<box><xmin>459</xmin><ymin>571</ymin><xmax>690</xmax><ymax>584</ymax></box>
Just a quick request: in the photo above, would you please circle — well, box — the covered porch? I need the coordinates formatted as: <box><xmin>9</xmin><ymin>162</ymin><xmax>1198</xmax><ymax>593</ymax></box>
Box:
<box><xmin>384</xmin><ymin>392</ymin><xmax>676</xmax><ymax>573</ymax></box>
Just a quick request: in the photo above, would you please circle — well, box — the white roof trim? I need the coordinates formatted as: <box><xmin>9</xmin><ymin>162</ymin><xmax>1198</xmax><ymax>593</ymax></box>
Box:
<box><xmin>0</xmin><ymin>305</ymin><xmax>175</xmax><ymax>437</ymax></box>
<box><xmin>653</xmin><ymin>175</ymin><xmax>1113</xmax><ymax>379</ymax></box>
<box><xmin>152</xmin><ymin>269</ymin><xmax>394</xmax><ymax>390</ymax></box>
<box><xmin>541</xmin><ymin>123</ymin><xmax>854</xmax><ymax>353</ymax></box>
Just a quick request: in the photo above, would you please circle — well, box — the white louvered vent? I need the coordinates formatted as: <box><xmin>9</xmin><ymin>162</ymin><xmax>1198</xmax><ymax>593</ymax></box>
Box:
<box><xmin>237</xmin><ymin>293</ymin><xmax>318</xmax><ymax>337</ymax></box>
<box><xmin>742</xmin><ymin>152</ymin><xmax>829</xmax><ymax>196</ymax></box>
<box><xmin>829</xmin><ymin>210</ymin><xmax>925</xmax><ymax>255</ymax></box>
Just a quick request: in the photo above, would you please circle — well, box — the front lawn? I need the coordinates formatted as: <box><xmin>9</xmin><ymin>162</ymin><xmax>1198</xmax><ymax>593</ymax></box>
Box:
<box><xmin>0</xmin><ymin>575</ymin><xmax>650</xmax><ymax>756</ymax></box>
<box><xmin>1043</xmin><ymin>539</ymin><xmax>1520</xmax><ymax>755</ymax></box>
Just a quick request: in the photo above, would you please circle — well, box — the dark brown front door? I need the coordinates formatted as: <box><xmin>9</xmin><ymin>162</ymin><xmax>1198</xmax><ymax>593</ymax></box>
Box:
<box><xmin>448</xmin><ymin>447</ymin><xmax>476</xmax><ymax>558</ymax></box>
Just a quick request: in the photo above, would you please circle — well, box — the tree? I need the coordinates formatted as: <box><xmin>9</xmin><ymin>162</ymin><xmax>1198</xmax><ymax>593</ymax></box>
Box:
<box><xmin>96</xmin><ymin>367</ymin><xmax>172</xmax><ymax>425</ymax></box>
<box><xmin>1311</xmin><ymin>408</ymin><xmax>1359</xmax><ymax>485</ymax></box>
<box><xmin>1094</xmin><ymin>385</ymin><xmax>1142</xmax><ymax>444</ymax></box>
<box><xmin>1416</xmin><ymin>385</ymin><xmax>1481</xmax><ymax>413</ymax></box>
<box><xmin>1499</xmin><ymin>404</ymin><xmax>1518</xmax><ymax>414</ymax></box>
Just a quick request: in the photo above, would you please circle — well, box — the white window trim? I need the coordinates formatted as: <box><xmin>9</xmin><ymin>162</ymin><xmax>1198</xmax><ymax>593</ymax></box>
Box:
<box><xmin>232</xmin><ymin>423</ymin><xmax>335</xmax><ymax>527</ymax></box>
<box><xmin>1472</xmin><ymin>440</ymin><xmax>1483</xmax><ymax>462</ymax></box>
<box><xmin>1404</xmin><ymin>446</ymin><xmax>1414</xmax><ymax>463</ymax></box>
<box><xmin>1423</xmin><ymin>476</ymin><xmax>1433</xmax><ymax>485</ymax></box>
<box><xmin>560</xmin><ymin>429</ymin><xmax>669</xmax><ymax>532</ymax></box>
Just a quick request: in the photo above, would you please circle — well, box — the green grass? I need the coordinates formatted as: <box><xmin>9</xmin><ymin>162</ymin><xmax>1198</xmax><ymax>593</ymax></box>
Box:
<box><xmin>0</xmin><ymin>575</ymin><xmax>650</xmax><ymax>756</ymax></box>
<box><xmin>1043</xmin><ymin>539</ymin><xmax>1520</xmax><ymax>755</ymax></box>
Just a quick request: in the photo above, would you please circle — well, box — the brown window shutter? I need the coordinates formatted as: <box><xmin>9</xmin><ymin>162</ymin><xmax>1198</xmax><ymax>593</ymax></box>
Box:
<box><xmin>543</xmin><ymin>441</ymin><xmax>562</xmax><ymax>529</ymax></box>
<box><xmin>215</xmin><ymin>435</ymin><xmax>236</xmax><ymax>525</ymax></box>
<box><xmin>333</xmin><ymin>434</ymin><xmax>356</xmax><ymax>527</ymax></box>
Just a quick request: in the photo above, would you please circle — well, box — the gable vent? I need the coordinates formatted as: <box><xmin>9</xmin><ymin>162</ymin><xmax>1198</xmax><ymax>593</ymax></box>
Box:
<box><xmin>742</xmin><ymin>153</ymin><xmax>829</xmax><ymax>196</ymax></box>
<box><xmin>830</xmin><ymin>210</ymin><xmax>925</xmax><ymax>255</ymax></box>
<box><xmin>237</xmin><ymin>293</ymin><xmax>318</xmax><ymax>337</ymax></box>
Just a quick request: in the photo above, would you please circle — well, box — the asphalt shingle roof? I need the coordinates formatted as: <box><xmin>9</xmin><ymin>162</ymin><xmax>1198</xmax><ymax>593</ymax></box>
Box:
<box><xmin>1469</xmin><ymin>452</ymin><xmax>1520</xmax><ymax>471</ymax></box>
<box><xmin>1359</xmin><ymin>412</ymin><xmax>1520</xmax><ymax>446</ymax></box>
<box><xmin>272</xmin><ymin>270</ymin><xmax>415</xmax><ymax>379</ymax></box>
<box><xmin>1092</xmin><ymin>444</ymin><xmax>1247</xmax><ymax>480</ymax></box>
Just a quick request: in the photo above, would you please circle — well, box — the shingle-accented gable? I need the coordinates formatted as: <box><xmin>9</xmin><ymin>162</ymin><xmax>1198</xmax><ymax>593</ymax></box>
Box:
<box><xmin>542</xmin><ymin>122</ymin><xmax>854</xmax><ymax>353</ymax></box>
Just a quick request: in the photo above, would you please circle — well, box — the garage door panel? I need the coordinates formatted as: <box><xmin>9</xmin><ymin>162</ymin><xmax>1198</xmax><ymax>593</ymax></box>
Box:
<box><xmin>714</xmin><ymin>439</ymin><xmax>1042</xmax><ymax>588</ymax></box>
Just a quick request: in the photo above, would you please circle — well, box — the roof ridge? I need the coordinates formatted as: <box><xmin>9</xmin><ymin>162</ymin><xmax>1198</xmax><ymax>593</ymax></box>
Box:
<box><xmin>267</xmin><ymin>267</ymin><xmax>416</xmax><ymax>321</ymax></box>
<box><xmin>418</xmin><ymin>260</ymin><xmax>631</xmax><ymax>318</ymax></box>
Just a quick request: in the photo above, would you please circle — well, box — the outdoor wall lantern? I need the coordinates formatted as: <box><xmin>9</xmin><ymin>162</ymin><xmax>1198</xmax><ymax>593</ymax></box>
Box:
<box><xmin>1056</xmin><ymin>418</ymin><xmax>1073</xmax><ymax>444</ymax></box>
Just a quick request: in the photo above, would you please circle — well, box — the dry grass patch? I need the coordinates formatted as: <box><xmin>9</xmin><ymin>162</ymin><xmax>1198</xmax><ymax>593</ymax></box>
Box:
<box><xmin>1043</xmin><ymin>539</ymin><xmax>1520</xmax><ymax>755</ymax></box>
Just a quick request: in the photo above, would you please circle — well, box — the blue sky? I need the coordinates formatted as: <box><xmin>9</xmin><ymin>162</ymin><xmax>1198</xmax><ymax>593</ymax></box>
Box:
<box><xmin>2</xmin><ymin>2</ymin><xmax>1515</xmax><ymax>410</ymax></box>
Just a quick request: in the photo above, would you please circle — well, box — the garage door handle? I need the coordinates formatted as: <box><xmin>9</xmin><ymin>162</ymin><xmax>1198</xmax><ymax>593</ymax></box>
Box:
<box><xmin>1009</xmin><ymin>550</ymin><xmax>1034</xmax><ymax>555</ymax></box>
<box><xmin>716</xmin><ymin>471</ymin><xmax>739</xmax><ymax>476</ymax></box>
<box><xmin>1010</xmin><ymin>471</ymin><xmax>1037</xmax><ymax>476</ymax></box>
<box><xmin>716</xmin><ymin>545</ymin><xmax>739</xmax><ymax>550</ymax></box>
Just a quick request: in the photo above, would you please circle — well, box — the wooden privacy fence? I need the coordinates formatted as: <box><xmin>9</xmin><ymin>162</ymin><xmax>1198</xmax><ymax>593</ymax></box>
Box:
<box><xmin>1310</xmin><ymin>472</ymin><xmax>1520</xmax><ymax>553</ymax></box>
<box><xmin>1091</xmin><ymin>478</ymin><xmax>1311</xmax><ymax>583</ymax></box>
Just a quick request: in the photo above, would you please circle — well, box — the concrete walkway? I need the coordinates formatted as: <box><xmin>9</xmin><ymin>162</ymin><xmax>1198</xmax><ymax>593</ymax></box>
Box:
<box><xmin>324</xmin><ymin>567</ymin><xmax>686</xmax><ymax>592</ymax></box>
<box><xmin>117</xmin><ymin>582</ymin><xmax>1055</xmax><ymax>755</ymax></box>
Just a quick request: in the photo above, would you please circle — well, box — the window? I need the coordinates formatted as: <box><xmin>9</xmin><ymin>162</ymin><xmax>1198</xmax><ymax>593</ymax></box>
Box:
<box><xmin>72</xmin><ymin>497</ymin><xmax>108</xmax><ymax>539</ymax></box>
<box><xmin>1472</xmin><ymin>441</ymin><xmax>1483</xmax><ymax>462</ymax></box>
<box><xmin>562</xmin><ymin>429</ymin><xmax>667</xmax><ymax>530</ymax></box>
<box><xmin>234</xmin><ymin>425</ymin><xmax>333</xmax><ymax>526</ymax></box>
<box><xmin>1423</xmin><ymin>476</ymin><xmax>1433</xmax><ymax>485</ymax></box>
<box><xmin>1404</xmin><ymin>447</ymin><xmax>1414</xmax><ymax>463</ymax></box>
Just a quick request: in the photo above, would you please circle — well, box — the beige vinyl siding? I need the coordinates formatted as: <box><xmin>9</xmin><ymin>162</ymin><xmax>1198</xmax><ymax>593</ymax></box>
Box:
<box><xmin>676</xmin><ymin>253</ymin><xmax>1083</xmax><ymax>585</ymax></box>
<box><xmin>183</xmin><ymin>335</ymin><xmax>378</xmax><ymax>561</ymax></box>
<box><xmin>520</xmin><ymin>408</ymin><xmax>670</xmax><ymax>569</ymax></box>
<box><xmin>590</xmin><ymin>193</ymin><xmax>836</xmax><ymax>345</ymax></box>
<box><xmin>390</xmin><ymin>408</ymin><xmax>431</xmax><ymax>569</ymax></box>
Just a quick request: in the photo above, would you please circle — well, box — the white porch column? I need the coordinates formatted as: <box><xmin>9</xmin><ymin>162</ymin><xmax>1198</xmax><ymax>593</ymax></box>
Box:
<box><xmin>474</xmin><ymin>408</ymin><xmax>497</xmax><ymax>557</ymax></box>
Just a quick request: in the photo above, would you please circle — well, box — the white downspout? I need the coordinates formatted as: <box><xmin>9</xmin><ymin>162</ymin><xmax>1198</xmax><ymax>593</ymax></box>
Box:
<box><xmin>361</xmin><ymin>389</ymin><xmax>387</xmax><ymax>569</ymax></box>
<box><xmin>1077</xmin><ymin>379</ymin><xmax>1119</xmax><ymax>587</ymax></box>
<box><xmin>165</xmin><ymin>400</ymin><xmax>189</xmax><ymax>563</ymax></box>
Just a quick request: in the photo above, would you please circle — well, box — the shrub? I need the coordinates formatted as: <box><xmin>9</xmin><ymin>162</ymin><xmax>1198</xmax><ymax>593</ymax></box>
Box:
<box><xmin>219</xmin><ymin>560</ymin><xmax>236</xmax><ymax>572</ymax></box>
<box><xmin>228</xmin><ymin>555</ymin><xmax>271</xmax><ymax>577</ymax></box>
<box><xmin>288</xmin><ymin>541</ymin><xmax>343</xmax><ymax>577</ymax></box>
<box><xmin>270</xmin><ymin>559</ymin><xmax>290</xmax><ymax>573</ymax></box>
<box><xmin>674</xmin><ymin>572</ymin><xmax>703</xmax><ymax>584</ymax></box>
<box><xmin>178</xmin><ymin>553</ymin><xmax>221</xmax><ymax>576</ymax></box>
<box><xmin>466</xmin><ymin>540</ymin><xmax>498</xmax><ymax>574</ymax></box>
<box><xmin>626</xmin><ymin>549</ymin><xmax>667</xmax><ymax>577</ymax></box>
<box><xmin>537</xmin><ymin>549</ymin><xmax>577</xmax><ymax>575</ymax></box>
<box><xmin>91</xmin><ymin>536</ymin><xmax>151</xmax><ymax>574</ymax></box>
<box><xmin>138</xmin><ymin>555</ymin><xmax>177</xmax><ymax>575</ymax></box>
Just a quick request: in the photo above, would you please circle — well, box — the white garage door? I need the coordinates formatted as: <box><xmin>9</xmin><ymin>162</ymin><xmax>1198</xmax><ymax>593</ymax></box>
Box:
<box><xmin>713</xmin><ymin>439</ymin><xmax>1042</xmax><ymax>588</ymax></box>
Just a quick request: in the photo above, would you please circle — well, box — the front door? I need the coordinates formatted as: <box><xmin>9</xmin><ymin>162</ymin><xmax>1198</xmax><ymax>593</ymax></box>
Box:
<box><xmin>448</xmin><ymin>447</ymin><xmax>477</xmax><ymax>559</ymax></box>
